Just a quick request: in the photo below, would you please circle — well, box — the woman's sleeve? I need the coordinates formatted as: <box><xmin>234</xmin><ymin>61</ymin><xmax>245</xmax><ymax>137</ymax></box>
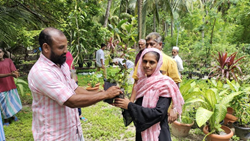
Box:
<box><xmin>127</xmin><ymin>97</ymin><xmax>171</xmax><ymax>132</ymax></box>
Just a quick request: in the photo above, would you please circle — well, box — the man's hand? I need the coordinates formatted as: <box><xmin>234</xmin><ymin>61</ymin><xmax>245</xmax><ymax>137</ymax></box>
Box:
<box><xmin>11</xmin><ymin>70</ymin><xmax>20</xmax><ymax>78</ymax></box>
<box><xmin>168</xmin><ymin>108</ymin><xmax>177</xmax><ymax>124</ymax></box>
<box><xmin>101</xmin><ymin>65</ymin><xmax>105</xmax><ymax>69</ymax></box>
<box><xmin>105</xmin><ymin>86</ymin><xmax>122</xmax><ymax>99</ymax></box>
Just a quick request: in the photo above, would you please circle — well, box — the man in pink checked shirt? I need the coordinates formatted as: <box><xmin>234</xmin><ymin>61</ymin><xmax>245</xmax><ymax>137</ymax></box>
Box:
<box><xmin>28</xmin><ymin>27</ymin><xmax>121</xmax><ymax>141</ymax></box>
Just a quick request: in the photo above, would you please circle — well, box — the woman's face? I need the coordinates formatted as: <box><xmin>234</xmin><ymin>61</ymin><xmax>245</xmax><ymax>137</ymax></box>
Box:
<box><xmin>142</xmin><ymin>52</ymin><xmax>158</xmax><ymax>76</ymax></box>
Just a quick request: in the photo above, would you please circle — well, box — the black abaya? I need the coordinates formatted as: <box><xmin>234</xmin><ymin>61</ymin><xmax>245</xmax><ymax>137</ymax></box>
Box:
<box><xmin>124</xmin><ymin>97</ymin><xmax>172</xmax><ymax>141</ymax></box>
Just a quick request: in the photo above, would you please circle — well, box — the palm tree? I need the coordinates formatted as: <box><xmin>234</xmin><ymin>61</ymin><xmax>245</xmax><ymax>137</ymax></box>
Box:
<box><xmin>138</xmin><ymin>0</ymin><xmax>143</xmax><ymax>39</ymax></box>
<box><xmin>104</xmin><ymin>0</ymin><xmax>112</xmax><ymax>27</ymax></box>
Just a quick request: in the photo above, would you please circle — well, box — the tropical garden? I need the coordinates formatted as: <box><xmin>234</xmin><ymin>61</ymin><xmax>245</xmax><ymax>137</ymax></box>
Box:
<box><xmin>1</xmin><ymin>0</ymin><xmax>250</xmax><ymax>140</ymax></box>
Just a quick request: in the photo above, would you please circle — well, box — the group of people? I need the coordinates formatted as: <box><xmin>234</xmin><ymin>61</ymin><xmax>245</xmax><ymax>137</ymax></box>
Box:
<box><xmin>0</xmin><ymin>27</ymin><xmax>185</xmax><ymax>141</ymax></box>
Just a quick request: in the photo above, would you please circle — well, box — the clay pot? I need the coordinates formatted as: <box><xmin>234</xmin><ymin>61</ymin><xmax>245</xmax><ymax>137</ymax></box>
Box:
<box><xmin>227</xmin><ymin>107</ymin><xmax>234</xmax><ymax>114</ymax></box>
<box><xmin>224</xmin><ymin>113</ymin><xmax>238</xmax><ymax>125</ymax></box>
<box><xmin>88</xmin><ymin>83</ymin><xmax>100</xmax><ymax>87</ymax></box>
<box><xmin>203</xmin><ymin>125</ymin><xmax>234</xmax><ymax>141</ymax></box>
<box><xmin>171</xmin><ymin>121</ymin><xmax>194</xmax><ymax>137</ymax></box>
<box><xmin>86</xmin><ymin>86</ymin><xmax>99</xmax><ymax>91</ymax></box>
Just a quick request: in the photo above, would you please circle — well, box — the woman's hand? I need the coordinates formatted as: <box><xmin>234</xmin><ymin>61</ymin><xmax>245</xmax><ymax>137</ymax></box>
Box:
<box><xmin>114</xmin><ymin>98</ymin><xmax>130</xmax><ymax>110</ymax></box>
<box><xmin>168</xmin><ymin>108</ymin><xmax>177</xmax><ymax>124</ymax></box>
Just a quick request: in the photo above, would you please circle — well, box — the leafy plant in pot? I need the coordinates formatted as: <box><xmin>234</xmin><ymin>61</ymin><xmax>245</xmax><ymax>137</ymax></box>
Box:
<box><xmin>228</xmin><ymin>81</ymin><xmax>250</xmax><ymax>140</ymax></box>
<box><xmin>86</xmin><ymin>74</ymin><xmax>100</xmax><ymax>91</ymax></box>
<box><xmin>103</xmin><ymin>60</ymin><xmax>130</xmax><ymax>104</ymax></box>
<box><xmin>171</xmin><ymin>80</ymin><xmax>201</xmax><ymax>137</ymax></box>
<box><xmin>194</xmin><ymin>84</ymin><xmax>242</xmax><ymax>141</ymax></box>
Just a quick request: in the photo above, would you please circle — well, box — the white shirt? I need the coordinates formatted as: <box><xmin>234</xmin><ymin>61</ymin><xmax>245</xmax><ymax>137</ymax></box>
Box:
<box><xmin>173</xmin><ymin>55</ymin><xmax>184</xmax><ymax>76</ymax></box>
<box><xmin>117</xmin><ymin>58</ymin><xmax>134</xmax><ymax>69</ymax></box>
<box><xmin>96</xmin><ymin>49</ymin><xmax>105</xmax><ymax>67</ymax></box>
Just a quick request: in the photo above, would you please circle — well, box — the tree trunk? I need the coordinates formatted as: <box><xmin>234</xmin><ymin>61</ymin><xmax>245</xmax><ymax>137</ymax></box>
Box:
<box><xmin>171</xmin><ymin>16</ymin><xmax>174</xmax><ymax>37</ymax></box>
<box><xmin>202</xmin><ymin>16</ymin><xmax>205</xmax><ymax>48</ymax></box>
<box><xmin>103</xmin><ymin>0</ymin><xmax>112</xmax><ymax>28</ymax></box>
<box><xmin>164</xmin><ymin>22</ymin><xmax>168</xmax><ymax>38</ymax></box>
<box><xmin>138</xmin><ymin>0</ymin><xmax>143</xmax><ymax>40</ymax></box>
<box><xmin>153</xmin><ymin>14</ymin><xmax>156</xmax><ymax>32</ymax></box>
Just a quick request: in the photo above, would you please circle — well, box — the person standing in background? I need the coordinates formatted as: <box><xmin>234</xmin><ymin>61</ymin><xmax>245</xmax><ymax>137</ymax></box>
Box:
<box><xmin>66</xmin><ymin>51</ymin><xmax>87</xmax><ymax>121</ymax></box>
<box><xmin>0</xmin><ymin>47</ymin><xmax>22</xmax><ymax>126</ymax></box>
<box><xmin>96</xmin><ymin>44</ymin><xmax>107</xmax><ymax>79</ymax></box>
<box><xmin>172</xmin><ymin>46</ymin><xmax>184</xmax><ymax>81</ymax></box>
<box><xmin>134</xmin><ymin>39</ymin><xmax>146</xmax><ymax>66</ymax></box>
<box><xmin>0</xmin><ymin>110</ymin><xmax>6</xmax><ymax>140</ymax></box>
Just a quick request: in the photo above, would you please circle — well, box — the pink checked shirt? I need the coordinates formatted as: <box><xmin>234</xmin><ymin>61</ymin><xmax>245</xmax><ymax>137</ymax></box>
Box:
<box><xmin>28</xmin><ymin>54</ymin><xmax>82</xmax><ymax>140</ymax></box>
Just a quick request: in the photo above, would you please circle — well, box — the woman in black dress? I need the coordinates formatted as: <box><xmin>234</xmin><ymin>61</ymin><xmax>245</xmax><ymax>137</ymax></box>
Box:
<box><xmin>115</xmin><ymin>48</ymin><xmax>184</xmax><ymax>141</ymax></box>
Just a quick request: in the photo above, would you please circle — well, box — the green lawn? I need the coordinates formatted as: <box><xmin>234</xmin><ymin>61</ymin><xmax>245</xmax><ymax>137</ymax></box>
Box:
<box><xmin>3</xmin><ymin>68</ymin><xmax>205</xmax><ymax>141</ymax></box>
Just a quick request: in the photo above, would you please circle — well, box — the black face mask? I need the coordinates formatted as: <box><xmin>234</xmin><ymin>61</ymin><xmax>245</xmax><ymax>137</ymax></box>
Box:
<box><xmin>50</xmin><ymin>49</ymin><xmax>66</xmax><ymax>66</ymax></box>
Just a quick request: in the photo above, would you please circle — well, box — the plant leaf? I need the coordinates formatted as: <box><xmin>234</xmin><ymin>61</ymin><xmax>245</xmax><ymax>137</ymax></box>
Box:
<box><xmin>220</xmin><ymin>91</ymin><xmax>242</xmax><ymax>106</ymax></box>
<box><xmin>196</xmin><ymin>107</ymin><xmax>213</xmax><ymax>127</ymax></box>
<box><xmin>214</xmin><ymin>104</ymin><xmax>227</xmax><ymax>125</ymax></box>
<box><xmin>204</xmin><ymin>89</ymin><xmax>217</xmax><ymax>109</ymax></box>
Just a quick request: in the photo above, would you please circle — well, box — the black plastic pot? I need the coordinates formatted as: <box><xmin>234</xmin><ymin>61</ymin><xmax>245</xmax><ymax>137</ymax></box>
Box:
<box><xmin>103</xmin><ymin>81</ymin><xmax>124</xmax><ymax>104</ymax></box>
<box><xmin>87</xmin><ymin>62</ymin><xmax>92</xmax><ymax>67</ymax></box>
<box><xmin>78</xmin><ymin>62</ymin><xmax>83</xmax><ymax>68</ymax></box>
<box><xmin>233</xmin><ymin>122</ymin><xmax>250</xmax><ymax>141</ymax></box>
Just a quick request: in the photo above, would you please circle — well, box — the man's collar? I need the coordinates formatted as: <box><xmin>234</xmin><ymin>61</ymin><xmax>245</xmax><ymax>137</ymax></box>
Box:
<box><xmin>40</xmin><ymin>53</ymin><xmax>57</xmax><ymax>67</ymax></box>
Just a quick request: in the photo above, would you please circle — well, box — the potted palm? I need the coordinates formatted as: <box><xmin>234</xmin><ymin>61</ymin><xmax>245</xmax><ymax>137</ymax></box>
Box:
<box><xmin>194</xmin><ymin>83</ymin><xmax>242</xmax><ymax>141</ymax></box>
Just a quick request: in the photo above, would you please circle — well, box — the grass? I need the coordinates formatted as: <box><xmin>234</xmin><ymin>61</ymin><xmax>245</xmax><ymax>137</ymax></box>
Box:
<box><xmin>3</xmin><ymin>68</ymin><xmax>205</xmax><ymax>140</ymax></box>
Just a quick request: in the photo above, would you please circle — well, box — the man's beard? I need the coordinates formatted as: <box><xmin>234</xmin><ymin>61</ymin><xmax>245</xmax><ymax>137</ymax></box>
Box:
<box><xmin>50</xmin><ymin>50</ymin><xmax>66</xmax><ymax>66</ymax></box>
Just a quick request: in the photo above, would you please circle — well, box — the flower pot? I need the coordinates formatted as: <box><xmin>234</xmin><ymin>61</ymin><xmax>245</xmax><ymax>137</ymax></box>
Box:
<box><xmin>224</xmin><ymin>113</ymin><xmax>238</xmax><ymax>126</ymax></box>
<box><xmin>94</xmin><ymin>83</ymin><xmax>100</xmax><ymax>87</ymax></box>
<box><xmin>191</xmin><ymin>119</ymin><xmax>199</xmax><ymax>129</ymax></box>
<box><xmin>233</xmin><ymin>122</ymin><xmax>250</xmax><ymax>141</ymax></box>
<box><xmin>88</xmin><ymin>83</ymin><xmax>100</xmax><ymax>87</ymax></box>
<box><xmin>103</xmin><ymin>81</ymin><xmax>117</xmax><ymax>104</ymax></box>
<box><xmin>86</xmin><ymin>86</ymin><xmax>99</xmax><ymax>91</ymax></box>
<box><xmin>171</xmin><ymin>121</ymin><xmax>194</xmax><ymax>137</ymax></box>
<box><xmin>203</xmin><ymin>125</ymin><xmax>233</xmax><ymax>141</ymax></box>
<box><xmin>78</xmin><ymin>62</ymin><xmax>83</xmax><ymax>68</ymax></box>
<box><xmin>227</xmin><ymin>107</ymin><xmax>234</xmax><ymax>114</ymax></box>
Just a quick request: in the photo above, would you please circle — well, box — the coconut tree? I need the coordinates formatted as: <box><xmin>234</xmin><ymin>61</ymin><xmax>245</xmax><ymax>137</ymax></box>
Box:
<box><xmin>104</xmin><ymin>0</ymin><xmax>112</xmax><ymax>27</ymax></box>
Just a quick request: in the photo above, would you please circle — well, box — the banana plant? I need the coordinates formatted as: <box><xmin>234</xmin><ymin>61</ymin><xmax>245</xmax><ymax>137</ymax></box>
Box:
<box><xmin>14</xmin><ymin>78</ymin><xmax>28</xmax><ymax>97</ymax></box>
<box><xmin>195</xmin><ymin>83</ymin><xmax>243</xmax><ymax>136</ymax></box>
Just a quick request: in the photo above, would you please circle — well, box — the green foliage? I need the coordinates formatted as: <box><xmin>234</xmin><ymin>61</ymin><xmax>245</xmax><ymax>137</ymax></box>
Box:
<box><xmin>14</xmin><ymin>78</ymin><xmax>28</xmax><ymax>97</ymax></box>
<box><xmin>106</xmin><ymin>61</ymin><xmax>130</xmax><ymax>94</ymax></box>
<box><xmin>179</xmin><ymin>80</ymin><xmax>200</xmax><ymax>124</ymax></box>
<box><xmin>89</xmin><ymin>74</ymin><xmax>100</xmax><ymax>88</ymax></box>
<box><xmin>226</xmin><ymin>80</ymin><xmax>250</xmax><ymax>126</ymax></box>
<box><xmin>64</xmin><ymin>0</ymin><xmax>111</xmax><ymax>64</ymax></box>
<box><xmin>194</xmin><ymin>80</ymin><xmax>243</xmax><ymax>136</ymax></box>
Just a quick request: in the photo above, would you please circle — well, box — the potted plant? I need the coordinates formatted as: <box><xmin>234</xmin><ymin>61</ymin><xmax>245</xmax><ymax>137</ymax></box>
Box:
<box><xmin>103</xmin><ymin>59</ymin><xmax>130</xmax><ymax>104</ymax></box>
<box><xmin>233</xmin><ymin>101</ymin><xmax>250</xmax><ymax>141</ymax></box>
<box><xmin>86</xmin><ymin>74</ymin><xmax>100</xmax><ymax>91</ymax></box>
<box><xmin>228</xmin><ymin>81</ymin><xmax>250</xmax><ymax>140</ymax></box>
<box><xmin>194</xmin><ymin>83</ymin><xmax>242</xmax><ymax>141</ymax></box>
<box><xmin>171</xmin><ymin>80</ymin><xmax>200</xmax><ymax>137</ymax></box>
